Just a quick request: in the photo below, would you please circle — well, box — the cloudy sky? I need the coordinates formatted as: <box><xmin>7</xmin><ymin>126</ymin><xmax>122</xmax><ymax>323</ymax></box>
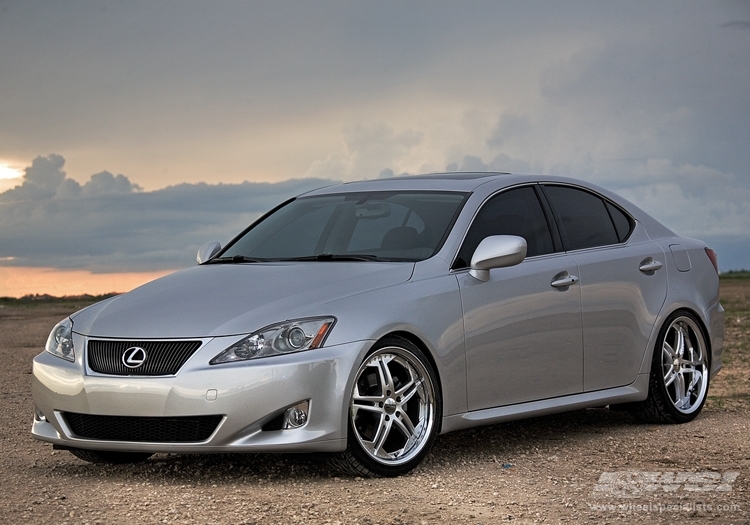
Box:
<box><xmin>0</xmin><ymin>1</ymin><xmax>748</xmax><ymax>296</ymax></box>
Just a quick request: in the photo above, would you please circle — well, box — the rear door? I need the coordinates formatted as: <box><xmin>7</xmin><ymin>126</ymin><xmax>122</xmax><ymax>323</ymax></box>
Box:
<box><xmin>541</xmin><ymin>184</ymin><xmax>667</xmax><ymax>391</ymax></box>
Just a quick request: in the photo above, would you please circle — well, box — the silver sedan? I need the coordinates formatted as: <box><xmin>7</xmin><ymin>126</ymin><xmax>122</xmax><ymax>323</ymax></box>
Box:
<box><xmin>32</xmin><ymin>173</ymin><xmax>724</xmax><ymax>477</ymax></box>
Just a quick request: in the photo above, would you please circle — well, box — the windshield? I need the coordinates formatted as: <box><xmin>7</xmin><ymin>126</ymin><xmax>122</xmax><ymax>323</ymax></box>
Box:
<box><xmin>219</xmin><ymin>191</ymin><xmax>468</xmax><ymax>262</ymax></box>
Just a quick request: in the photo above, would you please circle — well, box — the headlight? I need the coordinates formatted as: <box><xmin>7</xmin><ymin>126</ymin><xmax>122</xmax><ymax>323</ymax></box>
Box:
<box><xmin>210</xmin><ymin>317</ymin><xmax>336</xmax><ymax>364</ymax></box>
<box><xmin>45</xmin><ymin>318</ymin><xmax>75</xmax><ymax>362</ymax></box>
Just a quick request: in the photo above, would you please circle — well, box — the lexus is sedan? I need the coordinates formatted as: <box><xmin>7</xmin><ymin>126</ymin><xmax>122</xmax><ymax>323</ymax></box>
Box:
<box><xmin>32</xmin><ymin>173</ymin><xmax>724</xmax><ymax>477</ymax></box>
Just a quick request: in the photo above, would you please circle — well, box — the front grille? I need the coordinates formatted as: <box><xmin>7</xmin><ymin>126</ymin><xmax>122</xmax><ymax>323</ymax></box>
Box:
<box><xmin>88</xmin><ymin>340</ymin><xmax>202</xmax><ymax>376</ymax></box>
<box><xmin>64</xmin><ymin>413</ymin><xmax>222</xmax><ymax>443</ymax></box>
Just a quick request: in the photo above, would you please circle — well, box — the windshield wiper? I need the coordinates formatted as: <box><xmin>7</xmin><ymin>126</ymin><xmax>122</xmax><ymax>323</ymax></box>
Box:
<box><xmin>207</xmin><ymin>255</ymin><xmax>264</xmax><ymax>264</ymax></box>
<box><xmin>280</xmin><ymin>253</ymin><xmax>383</xmax><ymax>262</ymax></box>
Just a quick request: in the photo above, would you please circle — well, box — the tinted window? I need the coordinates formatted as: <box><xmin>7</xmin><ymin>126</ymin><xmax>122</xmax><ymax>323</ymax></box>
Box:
<box><xmin>237</xmin><ymin>204</ymin><xmax>336</xmax><ymax>258</ymax></box>
<box><xmin>605</xmin><ymin>201</ymin><xmax>633</xmax><ymax>242</ymax></box>
<box><xmin>222</xmin><ymin>191</ymin><xmax>467</xmax><ymax>262</ymax></box>
<box><xmin>543</xmin><ymin>185</ymin><xmax>619</xmax><ymax>250</ymax></box>
<box><xmin>347</xmin><ymin>203</ymin><xmax>425</xmax><ymax>252</ymax></box>
<box><xmin>455</xmin><ymin>186</ymin><xmax>554</xmax><ymax>268</ymax></box>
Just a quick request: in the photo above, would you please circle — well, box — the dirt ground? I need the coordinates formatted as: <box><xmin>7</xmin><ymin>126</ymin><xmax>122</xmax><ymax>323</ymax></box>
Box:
<box><xmin>1</xmin><ymin>282</ymin><xmax>748</xmax><ymax>525</ymax></box>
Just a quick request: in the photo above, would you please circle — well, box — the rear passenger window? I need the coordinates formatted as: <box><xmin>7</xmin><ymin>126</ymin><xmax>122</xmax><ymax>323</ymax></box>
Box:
<box><xmin>542</xmin><ymin>185</ymin><xmax>622</xmax><ymax>251</ymax></box>
<box><xmin>605</xmin><ymin>201</ymin><xmax>633</xmax><ymax>242</ymax></box>
<box><xmin>454</xmin><ymin>186</ymin><xmax>554</xmax><ymax>268</ymax></box>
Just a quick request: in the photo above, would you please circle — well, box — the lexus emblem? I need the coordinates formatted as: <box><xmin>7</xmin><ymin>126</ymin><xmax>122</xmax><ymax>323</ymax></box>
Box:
<box><xmin>122</xmin><ymin>346</ymin><xmax>147</xmax><ymax>368</ymax></box>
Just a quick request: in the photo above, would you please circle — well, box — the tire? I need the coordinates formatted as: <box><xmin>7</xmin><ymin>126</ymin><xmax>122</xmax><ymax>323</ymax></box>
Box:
<box><xmin>629</xmin><ymin>311</ymin><xmax>710</xmax><ymax>424</ymax></box>
<box><xmin>68</xmin><ymin>448</ymin><xmax>153</xmax><ymax>464</ymax></box>
<box><xmin>330</xmin><ymin>336</ymin><xmax>441</xmax><ymax>477</ymax></box>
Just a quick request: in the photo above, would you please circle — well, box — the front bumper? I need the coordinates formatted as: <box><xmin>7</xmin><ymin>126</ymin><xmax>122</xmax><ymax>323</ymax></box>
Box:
<box><xmin>32</xmin><ymin>333</ymin><xmax>370</xmax><ymax>454</ymax></box>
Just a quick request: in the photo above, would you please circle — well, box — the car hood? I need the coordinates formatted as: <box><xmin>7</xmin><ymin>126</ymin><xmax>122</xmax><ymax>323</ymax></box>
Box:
<box><xmin>71</xmin><ymin>262</ymin><xmax>414</xmax><ymax>338</ymax></box>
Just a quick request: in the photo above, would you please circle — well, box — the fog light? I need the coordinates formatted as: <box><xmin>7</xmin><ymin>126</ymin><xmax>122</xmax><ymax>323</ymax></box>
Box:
<box><xmin>34</xmin><ymin>406</ymin><xmax>47</xmax><ymax>422</ymax></box>
<box><xmin>282</xmin><ymin>400</ymin><xmax>309</xmax><ymax>429</ymax></box>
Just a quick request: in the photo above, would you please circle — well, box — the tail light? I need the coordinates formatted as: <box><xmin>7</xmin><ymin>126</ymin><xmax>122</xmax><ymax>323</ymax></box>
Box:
<box><xmin>705</xmin><ymin>248</ymin><xmax>719</xmax><ymax>274</ymax></box>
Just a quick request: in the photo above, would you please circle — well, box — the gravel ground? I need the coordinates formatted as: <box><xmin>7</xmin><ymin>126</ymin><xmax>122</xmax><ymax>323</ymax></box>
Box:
<box><xmin>1</xmin><ymin>283</ymin><xmax>748</xmax><ymax>525</ymax></box>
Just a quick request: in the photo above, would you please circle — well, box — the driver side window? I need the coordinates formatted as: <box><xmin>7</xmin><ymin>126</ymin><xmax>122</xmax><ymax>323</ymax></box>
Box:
<box><xmin>454</xmin><ymin>186</ymin><xmax>555</xmax><ymax>268</ymax></box>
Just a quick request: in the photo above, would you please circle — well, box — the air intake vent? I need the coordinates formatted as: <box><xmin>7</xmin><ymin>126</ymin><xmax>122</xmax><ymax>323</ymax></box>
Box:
<box><xmin>64</xmin><ymin>413</ymin><xmax>222</xmax><ymax>443</ymax></box>
<box><xmin>88</xmin><ymin>340</ymin><xmax>202</xmax><ymax>376</ymax></box>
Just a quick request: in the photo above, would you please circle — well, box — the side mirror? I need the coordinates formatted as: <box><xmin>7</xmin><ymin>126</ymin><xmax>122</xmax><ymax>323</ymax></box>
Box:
<box><xmin>469</xmin><ymin>235</ymin><xmax>527</xmax><ymax>281</ymax></box>
<box><xmin>197</xmin><ymin>241</ymin><xmax>222</xmax><ymax>264</ymax></box>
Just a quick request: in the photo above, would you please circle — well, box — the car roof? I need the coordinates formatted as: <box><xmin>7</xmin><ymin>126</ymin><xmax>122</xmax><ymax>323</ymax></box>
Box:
<box><xmin>301</xmin><ymin>172</ymin><xmax>528</xmax><ymax>195</ymax></box>
<box><xmin>300</xmin><ymin>172</ymin><xmax>625</xmax><ymax>195</ymax></box>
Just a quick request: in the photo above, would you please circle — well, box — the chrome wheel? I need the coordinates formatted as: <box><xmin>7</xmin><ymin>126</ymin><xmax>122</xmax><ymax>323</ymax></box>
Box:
<box><xmin>331</xmin><ymin>337</ymin><xmax>440</xmax><ymax>477</ymax></box>
<box><xmin>351</xmin><ymin>347</ymin><xmax>436</xmax><ymax>465</ymax></box>
<box><xmin>660</xmin><ymin>315</ymin><xmax>708</xmax><ymax>415</ymax></box>
<box><xmin>627</xmin><ymin>311</ymin><xmax>710</xmax><ymax>424</ymax></box>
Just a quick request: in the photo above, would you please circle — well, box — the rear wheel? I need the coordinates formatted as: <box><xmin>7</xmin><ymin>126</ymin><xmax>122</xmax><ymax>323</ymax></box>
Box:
<box><xmin>331</xmin><ymin>337</ymin><xmax>441</xmax><ymax>477</ymax></box>
<box><xmin>68</xmin><ymin>448</ymin><xmax>153</xmax><ymax>464</ymax></box>
<box><xmin>629</xmin><ymin>311</ymin><xmax>709</xmax><ymax>423</ymax></box>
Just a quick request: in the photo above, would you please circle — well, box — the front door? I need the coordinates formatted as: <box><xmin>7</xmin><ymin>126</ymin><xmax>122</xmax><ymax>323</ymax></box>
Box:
<box><xmin>459</xmin><ymin>254</ymin><xmax>584</xmax><ymax>410</ymax></box>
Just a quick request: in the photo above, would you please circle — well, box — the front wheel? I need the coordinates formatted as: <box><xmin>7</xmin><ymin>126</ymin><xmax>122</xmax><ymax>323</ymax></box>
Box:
<box><xmin>629</xmin><ymin>311</ymin><xmax>710</xmax><ymax>424</ymax></box>
<box><xmin>331</xmin><ymin>337</ymin><xmax>441</xmax><ymax>477</ymax></box>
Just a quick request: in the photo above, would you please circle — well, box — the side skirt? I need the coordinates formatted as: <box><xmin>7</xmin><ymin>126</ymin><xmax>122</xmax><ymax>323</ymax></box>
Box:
<box><xmin>440</xmin><ymin>373</ymin><xmax>649</xmax><ymax>434</ymax></box>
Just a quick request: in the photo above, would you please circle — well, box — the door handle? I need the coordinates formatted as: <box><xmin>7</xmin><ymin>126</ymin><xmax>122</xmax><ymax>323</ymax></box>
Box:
<box><xmin>639</xmin><ymin>259</ymin><xmax>663</xmax><ymax>273</ymax></box>
<box><xmin>551</xmin><ymin>274</ymin><xmax>579</xmax><ymax>288</ymax></box>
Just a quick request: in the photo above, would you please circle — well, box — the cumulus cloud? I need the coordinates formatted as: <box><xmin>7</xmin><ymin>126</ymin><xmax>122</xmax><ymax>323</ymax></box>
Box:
<box><xmin>0</xmin><ymin>155</ymin><xmax>337</xmax><ymax>272</ymax></box>
<box><xmin>486</xmin><ymin>115</ymin><xmax>532</xmax><ymax>149</ymax></box>
<box><xmin>0</xmin><ymin>155</ymin><xmax>143</xmax><ymax>202</ymax></box>
<box><xmin>377</xmin><ymin>168</ymin><xmax>413</xmax><ymax>179</ymax></box>
<box><xmin>0</xmin><ymin>154</ymin><xmax>67</xmax><ymax>201</ymax></box>
<box><xmin>446</xmin><ymin>154</ymin><xmax>535</xmax><ymax>175</ymax></box>
<box><xmin>305</xmin><ymin>123</ymin><xmax>424</xmax><ymax>181</ymax></box>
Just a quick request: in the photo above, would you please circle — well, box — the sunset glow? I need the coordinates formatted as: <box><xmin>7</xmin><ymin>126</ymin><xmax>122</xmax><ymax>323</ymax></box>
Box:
<box><xmin>0</xmin><ymin>163</ymin><xmax>22</xmax><ymax>179</ymax></box>
<box><xmin>0</xmin><ymin>267</ymin><xmax>175</xmax><ymax>298</ymax></box>
<box><xmin>0</xmin><ymin>2</ymin><xmax>747</xmax><ymax>294</ymax></box>
<box><xmin>0</xmin><ymin>163</ymin><xmax>23</xmax><ymax>193</ymax></box>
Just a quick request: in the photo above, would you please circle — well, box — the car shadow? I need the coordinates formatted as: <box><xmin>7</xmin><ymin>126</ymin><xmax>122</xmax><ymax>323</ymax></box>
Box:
<box><xmin>44</xmin><ymin>407</ymin><xmax>647</xmax><ymax>482</ymax></box>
